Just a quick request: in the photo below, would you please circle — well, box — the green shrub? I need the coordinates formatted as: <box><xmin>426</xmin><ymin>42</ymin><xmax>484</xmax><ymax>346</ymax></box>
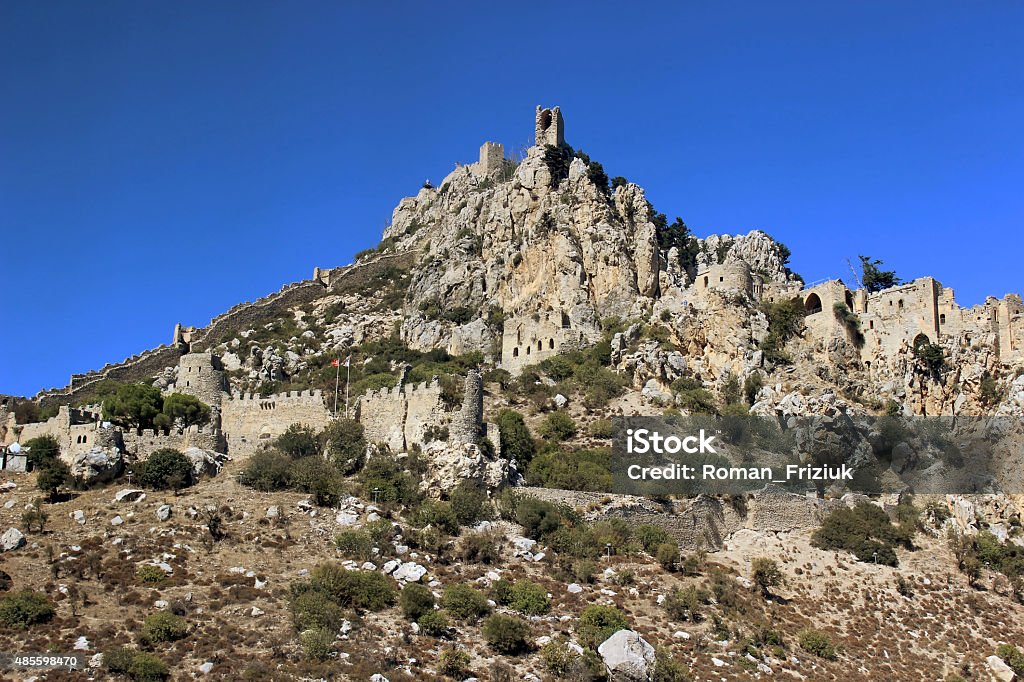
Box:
<box><xmin>140</xmin><ymin>612</ymin><xmax>188</xmax><ymax>643</ymax></box>
<box><xmin>334</xmin><ymin>529</ymin><xmax>374</xmax><ymax>561</ymax></box>
<box><xmin>274</xmin><ymin>423</ymin><xmax>320</xmax><ymax>458</ymax></box>
<box><xmin>751</xmin><ymin>556</ymin><xmax>783</xmax><ymax>596</ymax></box>
<box><xmin>526</xmin><ymin>446</ymin><xmax>612</xmax><ymax>491</ymax></box>
<box><xmin>514</xmin><ymin>496</ymin><xmax>571</xmax><ymax>541</ymax></box>
<box><xmin>538</xmin><ymin>411</ymin><xmax>577</xmax><ymax>441</ymax></box>
<box><xmin>300</xmin><ymin>627</ymin><xmax>334</xmax><ymax>661</ymax></box>
<box><xmin>322</xmin><ymin>418</ymin><xmax>366</xmax><ymax>474</ymax></box>
<box><xmin>442</xmin><ymin>584</ymin><xmax>491</xmax><ymax>622</ymax></box>
<box><xmin>102</xmin><ymin>383</ymin><xmax>164</xmax><ymax>429</ymax></box>
<box><xmin>653</xmin><ymin>648</ymin><xmax>692</xmax><ymax>682</ymax></box>
<box><xmin>589</xmin><ymin>418</ymin><xmax>615</xmax><ymax>439</ymax></box>
<box><xmin>290</xmin><ymin>456</ymin><xmax>345</xmax><ymax>507</ymax></box>
<box><xmin>483</xmin><ymin>613</ymin><xmax>532</xmax><ymax>654</ymax></box>
<box><xmin>577</xmin><ymin>605</ymin><xmax>629</xmax><ymax>649</ymax></box>
<box><xmin>128</xmin><ymin>652</ymin><xmax>170</xmax><ymax>681</ymax></box>
<box><xmin>0</xmin><ymin>590</ymin><xmax>55</xmax><ymax>629</ymax></box>
<box><xmin>437</xmin><ymin>645</ymin><xmax>470</xmax><ymax>677</ymax></box>
<box><xmin>490</xmin><ymin>579</ymin><xmax>514</xmax><ymax>605</ymax></box>
<box><xmin>136</xmin><ymin>565</ymin><xmax>167</xmax><ymax>585</ymax></box>
<box><xmin>239</xmin><ymin>450</ymin><xmax>292</xmax><ymax>491</ymax></box>
<box><xmin>458</xmin><ymin>529</ymin><xmax>503</xmax><ymax>564</ymax></box>
<box><xmin>411</xmin><ymin>500</ymin><xmax>461</xmax><ymax>536</ymax></box>
<box><xmin>798</xmin><ymin>629</ymin><xmax>837</xmax><ymax>659</ymax></box>
<box><xmin>22</xmin><ymin>435</ymin><xmax>61</xmax><ymax>468</ymax></box>
<box><xmin>417</xmin><ymin>610</ymin><xmax>449</xmax><ymax>637</ymax></box>
<box><xmin>310</xmin><ymin>565</ymin><xmax>396</xmax><ymax>611</ymax></box>
<box><xmin>635</xmin><ymin>524</ymin><xmax>672</xmax><ymax>553</ymax></box>
<box><xmin>509</xmin><ymin>580</ymin><xmax>550</xmax><ymax>615</ymax></box>
<box><xmin>812</xmin><ymin>501</ymin><xmax>913</xmax><ymax>566</ymax></box>
<box><xmin>656</xmin><ymin>541</ymin><xmax>680</xmax><ymax>570</ymax></box>
<box><xmin>450</xmin><ymin>480</ymin><xmax>491</xmax><ymax>525</ymax></box>
<box><xmin>743</xmin><ymin>373</ymin><xmax>764</xmax><ymax>405</ymax></box>
<box><xmin>664</xmin><ymin>585</ymin><xmax>704</xmax><ymax>622</ymax></box>
<box><xmin>400</xmin><ymin>583</ymin><xmax>435</xmax><ymax>621</ymax></box>
<box><xmin>290</xmin><ymin>588</ymin><xmax>345</xmax><ymax>632</ymax></box>
<box><xmin>997</xmin><ymin>644</ymin><xmax>1024</xmax><ymax>676</ymax></box>
<box><xmin>36</xmin><ymin>461</ymin><xmax>69</xmax><ymax>501</ymax></box>
<box><xmin>139</xmin><ymin>449</ymin><xmax>193</xmax><ymax>490</ymax></box>
<box><xmin>360</xmin><ymin>456</ymin><xmax>422</xmax><ymax>506</ymax></box>
<box><xmin>104</xmin><ymin>647</ymin><xmax>136</xmax><ymax>674</ymax></box>
<box><xmin>161</xmin><ymin>392</ymin><xmax>211</xmax><ymax>429</ymax></box>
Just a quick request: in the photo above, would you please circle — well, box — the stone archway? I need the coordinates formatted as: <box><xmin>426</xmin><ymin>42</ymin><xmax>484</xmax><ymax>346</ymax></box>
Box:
<box><xmin>804</xmin><ymin>293</ymin><xmax>823</xmax><ymax>315</ymax></box>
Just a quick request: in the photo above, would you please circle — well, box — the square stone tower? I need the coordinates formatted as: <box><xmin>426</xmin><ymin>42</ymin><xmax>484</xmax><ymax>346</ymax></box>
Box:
<box><xmin>535</xmin><ymin>106</ymin><xmax>565</xmax><ymax>147</ymax></box>
<box><xmin>478</xmin><ymin>141</ymin><xmax>505</xmax><ymax>176</ymax></box>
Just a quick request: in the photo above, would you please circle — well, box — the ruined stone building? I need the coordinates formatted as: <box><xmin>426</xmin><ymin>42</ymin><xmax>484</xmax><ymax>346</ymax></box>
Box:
<box><xmin>500</xmin><ymin>311</ymin><xmax>588</xmax><ymax>376</ymax></box>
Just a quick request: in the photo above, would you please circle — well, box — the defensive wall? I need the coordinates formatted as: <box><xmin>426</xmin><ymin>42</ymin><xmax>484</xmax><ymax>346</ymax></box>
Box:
<box><xmin>501</xmin><ymin>311</ymin><xmax>587</xmax><ymax>376</ymax></box>
<box><xmin>221</xmin><ymin>389</ymin><xmax>333</xmax><ymax>455</ymax></box>
<box><xmin>515</xmin><ymin>486</ymin><xmax>840</xmax><ymax>551</ymax></box>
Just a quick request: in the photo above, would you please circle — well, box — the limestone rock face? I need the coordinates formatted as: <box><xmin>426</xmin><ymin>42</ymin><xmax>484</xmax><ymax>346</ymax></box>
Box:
<box><xmin>597</xmin><ymin>629</ymin><xmax>656</xmax><ymax>681</ymax></box>
<box><xmin>182</xmin><ymin>447</ymin><xmax>229</xmax><ymax>479</ymax></box>
<box><xmin>70</xmin><ymin>446</ymin><xmax>124</xmax><ymax>484</ymax></box>
<box><xmin>418</xmin><ymin>440</ymin><xmax>521</xmax><ymax>495</ymax></box>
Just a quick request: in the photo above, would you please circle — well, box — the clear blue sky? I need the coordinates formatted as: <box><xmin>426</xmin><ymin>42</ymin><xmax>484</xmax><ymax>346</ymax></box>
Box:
<box><xmin>2</xmin><ymin>2</ymin><xmax>1022</xmax><ymax>396</ymax></box>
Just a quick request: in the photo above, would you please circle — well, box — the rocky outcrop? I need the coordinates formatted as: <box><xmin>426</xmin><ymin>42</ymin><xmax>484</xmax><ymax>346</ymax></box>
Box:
<box><xmin>597</xmin><ymin>629</ymin><xmax>656</xmax><ymax>681</ymax></box>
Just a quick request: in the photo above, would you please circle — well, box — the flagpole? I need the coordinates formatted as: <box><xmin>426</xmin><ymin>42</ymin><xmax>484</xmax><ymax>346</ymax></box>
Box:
<box><xmin>333</xmin><ymin>359</ymin><xmax>340</xmax><ymax>418</ymax></box>
<box><xmin>345</xmin><ymin>357</ymin><xmax>351</xmax><ymax>419</ymax></box>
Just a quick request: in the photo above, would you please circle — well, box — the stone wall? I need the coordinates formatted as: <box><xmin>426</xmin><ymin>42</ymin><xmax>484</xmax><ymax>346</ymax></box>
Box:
<box><xmin>120</xmin><ymin>425</ymin><xmax>222</xmax><ymax>458</ymax></box>
<box><xmin>450</xmin><ymin>370</ymin><xmax>483</xmax><ymax>445</ymax></box>
<box><xmin>476</xmin><ymin>142</ymin><xmax>505</xmax><ymax>177</ymax></box>
<box><xmin>220</xmin><ymin>389</ymin><xmax>332</xmax><ymax>456</ymax></box>
<box><xmin>535</xmin><ymin>106</ymin><xmax>565</xmax><ymax>147</ymax></box>
<box><xmin>501</xmin><ymin>311</ymin><xmax>586</xmax><ymax>376</ymax></box>
<box><xmin>515</xmin><ymin>486</ymin><xmax>838</xmax><ymax>551</ymax></box>
<box><xmin>357</xmin><ymin>380</ymin><xmax>446</xmax><ymax>452</ymax></box>
<box><xmin>35</xmin><ymin>345</ymin><xmax>184</xmax><ymax>408</ymax></box>
<box><xmin>3</xmin><ymin>405</ymin><xmax>122</xmax><ymax>465</ymax></box>
<box><xmin>172</xmin><ymin>353</ymin><xmax>227</xmax><ymax>408</ymax></box>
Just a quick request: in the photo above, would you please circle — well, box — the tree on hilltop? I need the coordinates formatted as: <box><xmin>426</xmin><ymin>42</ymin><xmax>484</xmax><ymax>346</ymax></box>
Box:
<box><xmin>859</xmin><ymin>255</ymin><xmax>901</xmax><ymax>293</ymax></box>
<box><xmin>103</xmin><ymin>383</ymin><xmax>164</xmax><ymax>430</ymax></box>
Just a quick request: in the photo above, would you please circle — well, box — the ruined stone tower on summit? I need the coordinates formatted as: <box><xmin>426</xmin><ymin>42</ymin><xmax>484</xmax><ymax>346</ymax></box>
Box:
<box><xmin>535</xmin><ymin>106</ymin><xmax>564</xmax><ymax>147</ymax></box>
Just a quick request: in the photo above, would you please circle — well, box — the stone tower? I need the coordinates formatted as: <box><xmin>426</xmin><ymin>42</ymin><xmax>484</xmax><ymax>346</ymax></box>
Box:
<box><xmin>478</xmin><ymin>142</ymin><xmax>505</xmax><ymax>176</ymax></box>
<box><xmin>535</xmin><ymin>106</ymin><xmax>565</xmax><ymax>147</ymax></box>
<box><xmin>174</xmin><ymin>353</ymin><xmax>226</xmax><ymax>410</ymax></box>
<box><xmin>450</xmin><ymin>370</ymin><xmax>484</xmax><ymax>446</ymax></box>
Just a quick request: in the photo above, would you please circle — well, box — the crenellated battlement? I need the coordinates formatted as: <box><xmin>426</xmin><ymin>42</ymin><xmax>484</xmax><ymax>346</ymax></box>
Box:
<box><xmin>230</xmin><ymin>389</ymin><xmax>325</xmax><ymax>403</ymax></box>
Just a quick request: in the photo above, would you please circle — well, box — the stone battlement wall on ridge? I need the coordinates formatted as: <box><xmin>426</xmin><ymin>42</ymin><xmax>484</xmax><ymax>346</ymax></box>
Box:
<box><xmin>220</xmin><ymin>389</ymin><xmax>332</xmax><ymax>456</ymax></box>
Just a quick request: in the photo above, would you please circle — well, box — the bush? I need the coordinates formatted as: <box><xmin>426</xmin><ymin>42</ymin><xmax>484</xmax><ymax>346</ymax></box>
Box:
<box><xmin>656</xmin><ymin>541</ymin><xmax>680</xmax><ymax>570</ymax></box>
<box><xmin>0</xmin><ymin>590</ymin><xmax>55</xmax><ymax>629</ymax></box>
<box><xmin>577</xmin><ymin>605</ymin><xmax>629</xmax><ymax>649</ymax></box>
<box><xmin>136</xmin><ymin>565</ymin><xmax>167</xmax><ymax>585</ymax></box>
<box><xmin>997</xmin><ymin>644</ymin><xmax>1024</xmax><ymax>676</ymax></box>
<box><xmin>21</xmin><ymin>502</ymin><xmax>48</xmax><ymax>532</ymax></box>
<box><xmin>300</xmin><ymin>627</ymin><xmax>334</xmax><ymax>661</ymax></box>
<box><xmin>509</xmin><ymin>580</ymin><xmax>550</xmax><ymax>615</ymax></box>
<box><xmin>104</xmin><ymin>647</ymin><xmax>136</xmax><ymax>674</ymax></box>
<box><xmin>139</xmin><ymin>449</ymin><xmax>193</xmax><ymax>491</ymax></box>
<box><xmin>140</xmin><ymin>612</ymin><xmax>188</xmax><ymax>643</ymax></box>
<box><xmin>664</xmin><ymin>585</ymin><xmax>704</xmax><ymax>622</ymax></box>
<box><xmin>310</xmin><ymin>564</ymin><xmax>396</xmax><ymax>611</ymax></box>
<box><xmin>275</xmin><ymin>423</ymin><xmax>320</xmax><ymax>458</ymax></box>
<box><xmin>411</xmin><ymin>501</ymin><xmax>461</xmax><ymax>536</ymax></box>
<box><xmin>514</xmin><ymin>496</ymin><xmax>571</xmax><ymax>541</ymax></box>
<box><xmin>322</xmin><ymin>418</ymin><xmax>366</xmax><ymax>474</ymax></box>
<box><xmin>291</xmin><ymin>456</ymin><xmax>346</xmax><ymax>507</ymax></box>
<box><xmin>360</xmin><ymin>456</ymin><xmax>422</xmax><ymax>506</ymax></box>
<box><xmin>290</xmin><ymin>589</ymin><xmax>345</xmax><ymax>632</ymax></box>
<box><xmin>450</xmin><ymin>480</ymin><xmax>490</xmax><ymax>525</ymax></box>
<box><xmin>537</xmin><ymin>411</ymin><xmax>577</xmax><ymax>441</ymax></box>
<box><xmin>442</xmin><ymin>584</ymin><xmax>491</xmax><ymax>622</ymax></box>
<box><xmin>653</xmin><ymin>648</ymin><xmax>692</xmax><ymax>682</ymax></box>
<box><xmin>417</xmin><ymin>610</ymin><xmax>449</xmax><ymax>637</ymax></box>
<box><xmin>798</xmin><ymin>629</ymin><xmax>837</xmax><ymax>659</ymax></box>
<box><xmin>812</xmin><ymin>501</ymin><xmax>913</xmax><ymax>566</ymax></box>
<box><xmin>751</xmin><ymin>557</ymin><xmax>782</xmax><ymax>596</ymax></box>
<box><xmin>636</xmin><ymin>524</ymin><xmax>672</xmax><ymax>553</ymax></box>
<box><xmin>128</xmin><ymin>652</ymin><xmax>170</xmax><ymax>681</ymax></box>
<box><xmin>334</xmin><ymin>529</ymin><xmax>374</xmax><ymax>561</ymax></box>
<box><xmin>458</xmin><ymin>529</ymin><xmax>503</xmax><ymax>564</ymax></box>
<box><xmin>22</xmin><ymin>435</ymin><xmax>61</xmax><ymax>468</ymax></box>
<box><xmin>438</xmin><ymin>645</ymin><xmax>470</xmax><ymax>677</ymax></box>
<box><xmin>483</xmin><ymin>613</ymin><xmax>532</xmax><ymax>654</ymax></box>
<box><xmin>239</xmin><ymin>450</ymin><xmax>292</xmax><ymax>491</ymax></box>
<box><xmin>589</xmin><ymin>418</ymin><xmax>615</xmax><ymax>439</ymax></box>
<box><xmin>527</xmin><ymin>446</ymin><xmax>612</xmax><ymax>492</ymax></box>
<box><xmin>400</xmin><ymin>583</ymin><xmax>435</xmax><ymax>621</ymax></box>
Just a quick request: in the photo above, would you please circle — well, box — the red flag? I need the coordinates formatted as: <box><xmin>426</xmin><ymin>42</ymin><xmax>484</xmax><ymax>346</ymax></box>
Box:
<box><xmin>331</xmin><ymin>358</ymin><xmax>340</xmax><ymax>367</ymax></box>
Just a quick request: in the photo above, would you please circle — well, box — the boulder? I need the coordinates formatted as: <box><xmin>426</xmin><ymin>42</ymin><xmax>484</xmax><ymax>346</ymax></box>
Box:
<box><xmin>70</xmin><ymin>446</ymin><xmax>124</xmax><ymax>484</ymax></box>
<box><xmin>182</xmin><ymin>447</ymin><xmax>229</xmax><ymax>479</ymax></box>
<box><xmin>156</xmin><ymin>505</ymin><xmax>172</xmax><ymax>522</ymax></box>
<box><xmin>597</xmin><ymin>629</ymin><xmax>655</xmax><ymax>682</ymax></box>
<box><xmin>1</xmin><ymin>527</ymin><xmax>25</xmax><ymax>552</ymax></box>
<box><xmin>987</xmin><ymin>655</ymin><xmax>1015</xmax><ymax>682</ymax></box>
<box><xmin>114</xmin><ymin>489</ymin><xmax>145</xmax><ymax>503</ymax></box>
<box><xmin>392</xmin><ymin>562</ymin><xmax>427</xmax><ymax>582</ymax></box>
